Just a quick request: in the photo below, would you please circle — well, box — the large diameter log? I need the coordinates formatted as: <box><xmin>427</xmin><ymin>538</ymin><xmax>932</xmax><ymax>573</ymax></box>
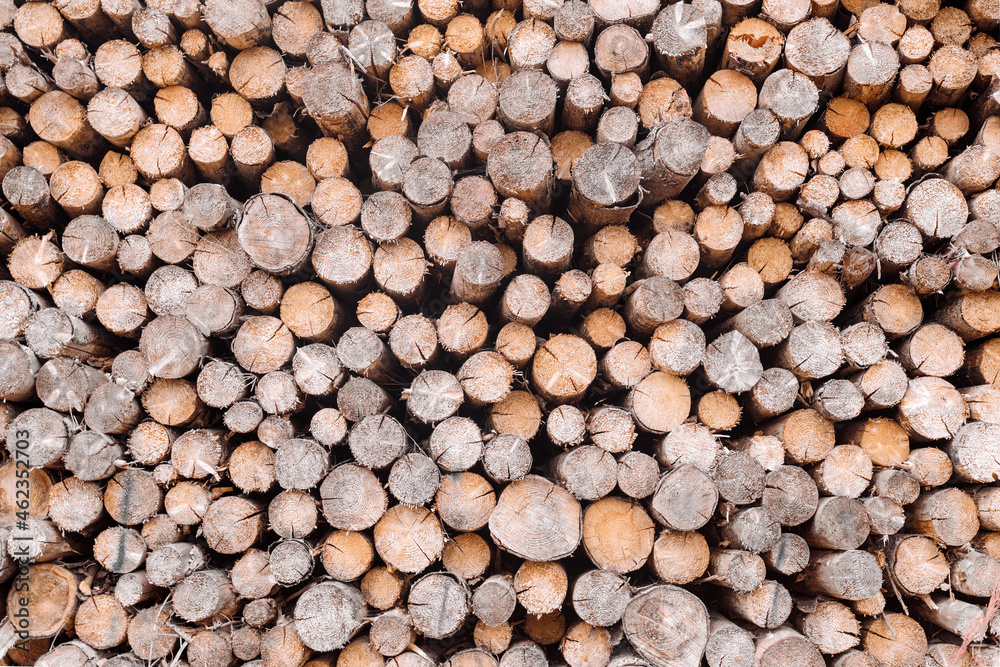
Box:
<box><xmin>649</xmin><ymin>464</ymin><xmax>718</xmax><ymax>532</ymax></box>
<box><xmin>488</xmin><ymin>474</ymin><xmax>582</xmax><ymax>561</ymax></box>
<box><xmin>238</xmin><ymin>193</ymin><xmax>315</xmax><ymax>275</ymax></box>
<box><xmin>531</xmin><ymin>334</ymin><xmax>597</xmax><ymax>405</ymax></box>
<box><xmin>303</xmin><ymin>60</ymin><xmax>370</xmax><ymax>151</ymax></box>
<box><xmin>622</xmin><ymin>585</ymin><xmax>710</xmax><ymax>667</ymax></box>
<box><xmin>487</xmin><ymin>131</ymin><xmax>554</xmax><ymax>212</ymax></box>
<box><xmin>568</xmin><ymin>141</ymin><xmax>641</xmax><ymax>227</ymax></box>
<box><xmin>292</xmin><ymin>581</ymin><xmax>366</xmax><ymax>651</ymax></box>
<box><xmin>946</xmin><ymin>421</ymin><xmax>1000</xmax><ymax>483</ymax></box>
<box><xmin>635</xmin><ymin>118</ymin><xmax>711</xmax><ymax>208</ymax></box>
<box><xmin>408</xmin><ymin>572</ymin><xmax>471</xmax><ymax>640</ymax></box>
<box><xmin>5</xmin><ymin>563</ymin><xmax>78</xmax><ymax>639</ymax></box>
<box><xmin>861</xmin><ymin>613</ymin><xmax>927</xmax><ymax>667</ymax></box>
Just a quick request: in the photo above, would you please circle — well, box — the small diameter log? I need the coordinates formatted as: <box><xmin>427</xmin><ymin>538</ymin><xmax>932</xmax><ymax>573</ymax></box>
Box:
<box><xmin>718</xmin><ymin>580</ymin><xmax>791</xmax><ymax>629</ymax></box>
<box><xmin>483</xmin><ymin>433</ymin><xmax>532</xmax><ymax>483</ymax></box>
<box><xmin>709</xmin><ymin>548</ymin><xmax>766</xmax><ymax>592</ymax></box>
<box><xmin>763</xmin><ymin>531</ymin><xmax>810</xmax><ymax>575</ymax></box>
<box><xmin>75</xmin><ymin>595</ymin><xmax>129</xmax><ymax>651</ymax></box>
<box><xmin>705</xmin><ymin>612</ymin><xmax>756</xmax><ymax>667</ymax></box>
<box><xmin>472</xmin><ymin>574</ymin><xmax>516</xmax><ymax>627</ymax></box>
<box><xmin>915</xmin><ymin>595</ymin><xmax>989</xmax><ymax>645</ymax></box>
<box><xmin>616</xmin><ymin>451</ymin><xmax>659</xmax><ymax>501</ymax></box>
<box><xmin>513</xmin><ymin>560</ymin><xmax>568</xmax><ymax>618</ymax></box>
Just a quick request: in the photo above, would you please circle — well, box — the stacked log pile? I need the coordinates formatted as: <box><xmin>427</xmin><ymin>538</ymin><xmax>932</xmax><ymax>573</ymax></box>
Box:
<box><xmin>0</xmin><ymin>0</ymin><xmax>999</xmax><ymax>664</ymax></box>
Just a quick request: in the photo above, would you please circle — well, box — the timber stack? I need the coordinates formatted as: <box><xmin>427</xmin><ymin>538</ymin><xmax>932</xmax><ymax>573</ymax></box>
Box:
<box><xmin>0</xmin><ymin>0</ymin><xmax>999</xmax><ymax>664</ymax></box>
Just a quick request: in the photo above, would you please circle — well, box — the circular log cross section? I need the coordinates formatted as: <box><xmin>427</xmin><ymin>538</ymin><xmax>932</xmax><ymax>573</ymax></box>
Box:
<box><xmin>489</xmin><ymin>475</ymin><xmax>582</xmax><ymax>561</ymax></box>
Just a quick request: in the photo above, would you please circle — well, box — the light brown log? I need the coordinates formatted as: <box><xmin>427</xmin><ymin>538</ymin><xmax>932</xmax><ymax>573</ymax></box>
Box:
<box><xmin>386</xmin><ymin>314</ymin><xmax>438</xmax><ymax>373</ymax></box>
<box><xmin>795</xmin><ymin>601</ymin><xmax>861</xmax><ymax>656</ymax></box>
<box><xmin>861</xmin><ymin>614</ymin><xmax>926</xmax><ymax>667</ymax></box>
<box><xmin>723</xmin><ymin>18</ymin><xmax>782</xmax><ymax>85</ymax></box>
<box><xmin>200</xmin><ymin>495</ymin><xmax>264</xmax><ymax>556</ymax></box>
<box><xmin>751</xmin><ymin>628</ymin><xmax>824</xmax><ymax>667</ymax></box>
<box><xmin>357</xmin><ymin>568</ymin><xmax>407</xmax><ymax>618</ymax></box>
<box><xmin>487</xmin><ymin>475</ymin><xmax>582</xmax><ymax>562</ymax></box>
<box><xmin>6</xmin><ymin>563</ymin><xmax>78</xmax><ymax>644</ymax></box>
<box><xmin>621</xmin><ymin>374</ymin><xmax>692</xmax><ymax>443</ymax></box>
<box><xmin>228</xmin><ymin>440</ymin><xmax>275</xmax><ymax>494</ymax></box>
<box><xmin>429</xmin><ymin>471</ymin><xmax>492</xmax><ymax>534</ymax></box>
<box><xmin>126</xmin><ymin>420</ymin><xmax>176</xmax><ymax>466</ymax></box>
